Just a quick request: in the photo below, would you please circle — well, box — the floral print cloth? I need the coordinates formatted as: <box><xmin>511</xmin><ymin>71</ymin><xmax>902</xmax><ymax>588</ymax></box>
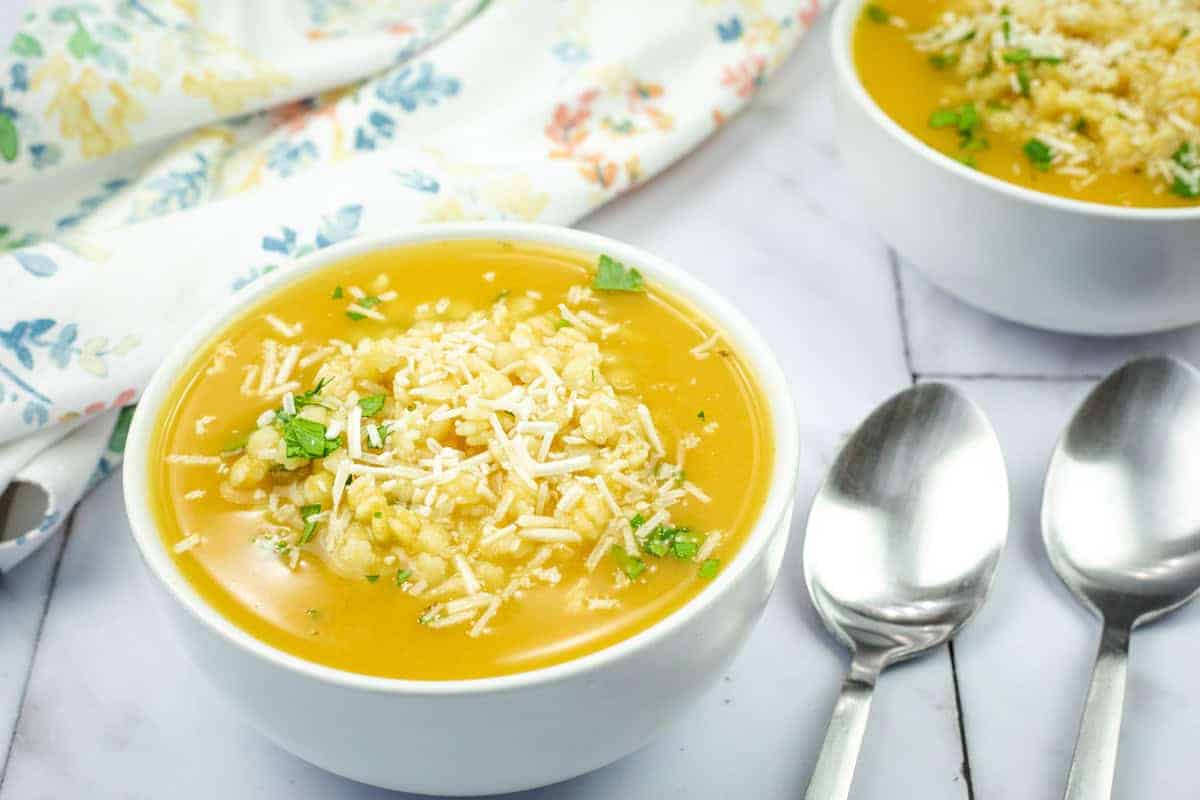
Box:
<box><xmin>0</xmin><ymin>0</ymin><xmax>818</xmax><ymax>571</ymax></box>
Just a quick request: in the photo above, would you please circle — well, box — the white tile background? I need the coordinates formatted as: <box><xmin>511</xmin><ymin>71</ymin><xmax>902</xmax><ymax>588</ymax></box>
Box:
<box><xmin>3</xmin><ymin>8</ymin><xmax>1199</xmax><ymax>800</ymax></box>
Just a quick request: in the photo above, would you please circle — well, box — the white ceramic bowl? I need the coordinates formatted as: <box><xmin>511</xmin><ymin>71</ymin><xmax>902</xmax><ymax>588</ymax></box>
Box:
<box><xmin>123</xmin><ymin>223</ymin><xmax>799</xmax><ymax>796</ymax></box>
<box><xmin>831</xmin><ymin>0</ymin><xmax>1200</xmax><ymax>335</ymax></box>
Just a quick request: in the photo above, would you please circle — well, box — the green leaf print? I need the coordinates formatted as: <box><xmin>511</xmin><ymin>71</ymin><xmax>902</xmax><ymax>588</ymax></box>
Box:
<box><xmin>0</xmin><ymin>114</ymin><xmax>18</xmax><ymax>163</ymax></box>
<box><xmin>10</xmin><ymin>33</ymin><xmax>43</xmax><ymax>58</ymax></box>
<box><xmin>67</xmin><ymin>23</ymin><xmax>100</xmax><ymax>60</ymax></box>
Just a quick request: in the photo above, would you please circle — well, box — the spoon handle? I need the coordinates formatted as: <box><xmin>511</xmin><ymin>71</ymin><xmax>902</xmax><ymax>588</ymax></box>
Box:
<box><xmin>1064</xmin><ymin>622</ymin><xmax>1131</xmax><ymax>800</ymax></box>
<box><xmin>804</xmin><ymin>654</ymin><xmax>881</xmax><ymax>800</ymax></box>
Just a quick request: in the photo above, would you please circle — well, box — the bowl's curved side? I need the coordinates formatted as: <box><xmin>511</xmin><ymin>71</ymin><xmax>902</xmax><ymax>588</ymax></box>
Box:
<box><xmin>122</xmin><ymin>223</ymin><xmax>801</xmax><ymax>793</ymax></box>
<box><xmin>151</xmin><ymin>501</ymin><xmax>792</xmax><ymax>795</ymax></box>
<box><xmin>830</xmin><ymin>0</ymin><xmax>1200</xmax><ymax>335</ymax></box>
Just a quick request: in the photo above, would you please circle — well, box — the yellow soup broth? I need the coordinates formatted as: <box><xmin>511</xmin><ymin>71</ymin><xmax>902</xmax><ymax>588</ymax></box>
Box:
<box><xmin>854</xmin><ymin>0</ymin><xmax>1200</xmax><ymax>208</ymax></box>
<box><xmin>150</xmin><ymin>240</ymin><xmax>773</xmax><ymax>680</ymax></box>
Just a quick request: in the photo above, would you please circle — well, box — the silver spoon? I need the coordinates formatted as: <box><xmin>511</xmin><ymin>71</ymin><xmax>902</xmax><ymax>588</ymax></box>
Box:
<box><xmin>803</xmin><ymin>383</ymin><xmax>1009</xmax><ymax>800</ymax></box>
<box><xmin>1043</xmin><ymin>355</ymin><xmax>1200</xmax><ymax>800</ymax></box>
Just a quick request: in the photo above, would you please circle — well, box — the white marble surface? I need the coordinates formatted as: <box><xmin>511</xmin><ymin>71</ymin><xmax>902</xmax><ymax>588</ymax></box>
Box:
<box><xmin>3</xmin><ymin>9</ymin><xmax>1200</xmax><ymax>800</ymax></box>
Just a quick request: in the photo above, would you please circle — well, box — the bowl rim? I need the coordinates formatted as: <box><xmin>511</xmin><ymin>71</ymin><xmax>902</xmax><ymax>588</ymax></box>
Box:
<box><xmin>830</xmin><ymin>0</ymin><xmax>1200</xmax><ymax>222</ymax></box>
<box><xmin>123</xmin><ymin>222</ymin><xmax>800</xmax><ymax>697</ymax></box>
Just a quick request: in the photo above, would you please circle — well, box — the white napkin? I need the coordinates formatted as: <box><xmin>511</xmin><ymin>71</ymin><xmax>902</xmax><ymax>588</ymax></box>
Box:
<box><xmin>0</xmin><ymin>0</ymin><xmax>819</xmax><ymax>570</ymax></box>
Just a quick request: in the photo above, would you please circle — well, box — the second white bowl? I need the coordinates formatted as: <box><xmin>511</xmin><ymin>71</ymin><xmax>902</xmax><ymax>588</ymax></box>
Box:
<box><xmin>831</xmin><ymin>0</ymin><xmax>1200</xmax><ymax>335</ymax></box>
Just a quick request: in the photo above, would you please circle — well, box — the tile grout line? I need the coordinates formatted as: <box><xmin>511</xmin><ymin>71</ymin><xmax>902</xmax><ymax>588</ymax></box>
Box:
<box><xmin>888</xmin><ymin>248</ymin><xmax>917</xmax><ymax>380</ymax></box>
<box><xmin>918</xmin><ymin>371</ymin><xmax>1103</xmax><ymax>383</ymax></box>
<box><xmin>0</xmin><ymin>511</ymin><xmax>75</xmax><ymax>795</ymax></box>
<box><xmin>890</xmin><ymin>247</ymin><xmax>976</xmax><ymax>799</ymax></box>
<box><xmin>948</xmin><ymin>641</ymin><xmax>976</xmax><ymax>800</ymax></box>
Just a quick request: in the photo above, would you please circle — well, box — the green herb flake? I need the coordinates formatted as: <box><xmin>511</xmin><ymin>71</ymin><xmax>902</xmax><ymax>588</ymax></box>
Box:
<box><xmin>699</xmin><ymin>558</ymin><xmax>721</xmax><ymax>579</ymax></box>
<box><xmin>282</xmin><ymin>416</ymin><xmax>340</xmax><ymax>459</ymax></box>
<box><xmin>289</xmin><ymin>378</ymin><xmax>331</xmax><ymax>415</ymax></box>
<box><xmin>630</xmin><ymin>513</ymin><xmax>645</xmax><ymax>530</ymax></box>
<box><xmin>395</xmin><ymin>568</ymin><xmax>412</xmax><ymax>586</ymax></box>
<box><xmin>593</xmin><ymin>254</ymin><xmax>645</xmax><ymax>292</ymax></box>
<box><xmin>697</xmin><ymin>410</ymin><xmax>706</xmax><ymax>420</ymax></box>
<box><xmin>1023</xmin><ymin>137</ymin><xmax>1053</xmax><ymax>171</ymax></box>
<box><xmin>1173</xmin><ymin>142</ymin><xmax>1197</xmax><ymax>170</ymax></box>
<box><xmin>929</xmin><ymin>52</ymin><xmax>958</xmax><ymax>70</ymax></box>
<box><xmin>1171</xmin><ymin>142</ymin><xmax>1199</xmax><ymax>198</ymax></box>
<box><xmin>298</xmin><ymin>520</ymin><xmax>318</xmax><ymax>545</ymax></box>
<box><xmin>358</xmin><ymin>394</ymin><xmax>386</xmax><ymax>417</ymax></box>
<box><xmin>1002</xmin><ymin>47</ymin><xmax>1030</xmax><ymax>63</ymax></box>
<box><xmin>610</xmin><ymin>545</ymin><xmax>646</xmax><ymax>580</ymax></box>
<box><xmin>332</xmin><ymin>286</ymin><xmax>344</xmax><ymax>299</ymax></box>
<box><xmin>956</xmin><ymin>102</ymin><xmax>979</xmax><ymax>134</ymax></box>
<box><xmin>1073</xmin><ymin>117</ymin><xmax>1089</xmax><ymax>134</ymax></box>
<box><xmin>495</xmin><ymin>289</ymin><xmax>510</xmax><ymax>302</ymax></box>
<box><xmin>300</xmin><ymin>503</ymin><xmax>322</xmax><ymax>519</ymax></box>
<box><xmin>1016</xmin><ymin>65</ymin><xmax>1031</xmax><ymax>97</ymax></box>
<box><xmin>346</xmin><ymin>310</ymin><xmax>366</xmax><ymax>321</ymax></box>
<box><xmin>929</xmin><ymin>108</ymin><xmax>959</xmax><ymax>129</ymax></box>
<box><xmin>556</xmin><ymin>318</ymin><xmax>572</xmax><ymax>328</ymax></box>
<box><xmin>359</xmin><ymin>295</ymin><xmax>382</xmax><ymax>308</ymax></box>
<box><xmin>365</xmin><ymin>574</ymin><xmax>380</xmax><ymax>583</ymax></box>
<box><xmin>958</xmin><ymin>154</ymin><xmax>979</xmax><ymax>169</ymax></box>
<box><xmin>864</xmin><ymin>3</ymin><xmax>889</xmax><ymax>23</ymax></box>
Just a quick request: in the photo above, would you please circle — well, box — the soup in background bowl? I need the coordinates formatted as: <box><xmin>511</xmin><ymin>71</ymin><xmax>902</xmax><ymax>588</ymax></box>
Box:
<box><xmin>124</xmin><ymin>224</ymin><xmax>799</xmax><ymax>795</ymax></box>
<box><xmin>831</xmin><ymin>0</ymin><xmax>1200</xmax><ymax>335</ymax></box>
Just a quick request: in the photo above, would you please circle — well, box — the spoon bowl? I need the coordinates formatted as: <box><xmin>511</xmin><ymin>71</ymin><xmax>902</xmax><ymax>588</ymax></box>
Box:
<box><xmin>1043</xmin><ymin>355</ymin><xmax>1200</xmax><ymax>799</ymax></box>
<box><xmin>802</xmin><ymin>383</ymin><xmax>1009</xmax><ymax>800</ymax></box>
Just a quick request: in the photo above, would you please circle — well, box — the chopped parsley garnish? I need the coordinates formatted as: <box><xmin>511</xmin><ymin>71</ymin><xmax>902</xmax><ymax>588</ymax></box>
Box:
<box><xmin>1170</xmin><ymin>143</ymin><xmax>1199</xmax><ymax>198</ymax></box>
<box><xmin>929</xmin><ymin>108</ymin><xmax>960</xmax><ymax>129</ymax></box>
<box><xmin>346</xmin><ymin>310</ymin><xmax>366</xmax><ymax>321</ymax></box>
<box><xmin>331</xmin><ymin>286</ymin><xmax>344</xmax><ymax>299</ymax></box>
<box><xmin>297</xmin><ymin>503</ymin><xmax>322</xmax><ymax>545</ymax></box>
<box><xmin>1002</xmin><ymin>48</ymin><xmax>1030</xmax><ymax>63</ymax></box>
<box><xmin>929</xmin><ymin>103</ymin><xmax>987</xmax><ymax>162</ymax></box>
<box><xmin>358</xmin><ymin>394</ymin><xmax>386</xmax><ymax>417</ymax></box>
<box><xmin>699</xmin><ymin>558</ymin><xmax>721</xmax><ymax>579</ymax></box>
<box><xmin>395</xmin><ymin>568</ymin><xmax>412</xmax><ymax>586</ymax></box>
<box><xmin>1023</xmin><ymin>137</ymin><xmax>1053</xmax><ymax>171</ymax></box>
<box><xmin>359</xmin><ymin>295</ymin><xmax>382</xmax><ymax>308</ymax></box>
<box><xmin>377</xmin><ymin>422</ymin><xmax>393</xmax><ymax>447</ymax></box>
<box><xmin>285</xmin><ymin>378</ymin><xmax>331</xmax><ymax>417</ymax></box>
<box><xmin>929</xmin><ymin>52</ymin><xmax>958</xmax><ymax>70</ymax></box>
<box><xmin>1016</xmin><ymin>65</ymin><xmax>1032</xmax><ymax>97</ymax></box>
<box><xmin>495</xmin><ymin>289</ymin><xmax>510</xmax><ymax>302</ymax></box>
<box><xmin>630</xmin><ymin>513</ymin><xmax>645</xmax><ymax>530</ymax></box>
<box><xmin>556</xmin><ymin>318</ymin><xmax>572</xmax><ymax>328</ymax></box>
<box><xmin>610</xmin><ymin>545</ymin><xmax>646</xmax><ymax>580</ymax></box>
<box><xmin>282</xmin><ymin>416</ymin><xmax>340</xmax><ymax>459</ymax></box>
<box><xmin>593</xmin><ymin>254</ymin><xmax>645</xmax><ymax>293</ymax></box>
<box><xmin>697</xmin><ymin>410</ymin><xmax>706</xmax><ymax>421</ymax></box>
<box><xmin>365</xmin><ymin>574</ymin><xmax>380</xmax><ymax>583</ymax></box>
<box><xmin>864</xmin><ymin>3</ymin><xmax>889</xmax><ymax>23</ymax></box>
<box><xmin>1073</xmin><ymin>118</ymin><xmax>1088</xmax><ymax>134</ymax></box>
<box><xmin>641</xmin><ymin>525</ymin><xmax>698</xmax><ymax>560</ymax></box>
<box><xmin>671</xmin><ymin>531</ymin><xmax>700</xmax><ymax>560</ymax></box>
